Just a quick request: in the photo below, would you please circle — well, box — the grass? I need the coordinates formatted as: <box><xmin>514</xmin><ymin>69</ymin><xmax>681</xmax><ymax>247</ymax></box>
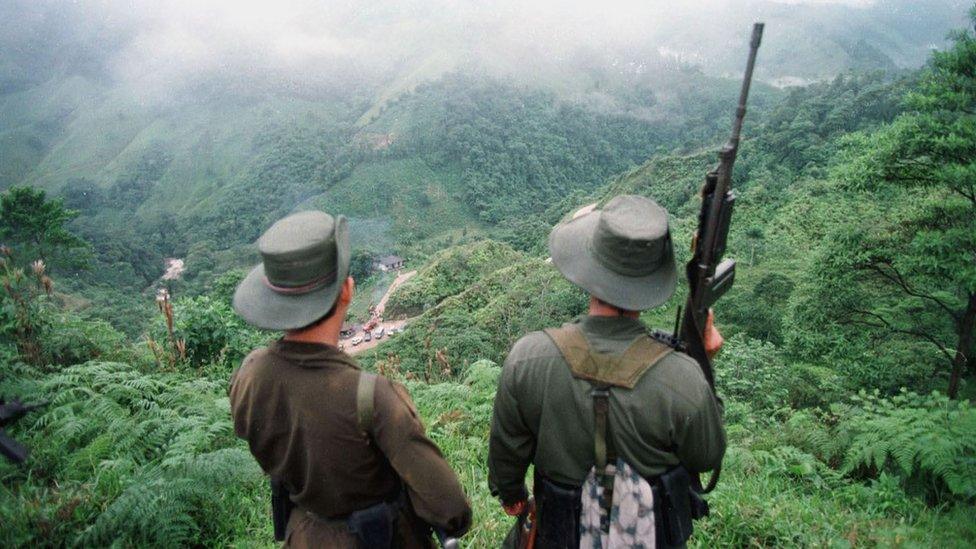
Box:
<box><xmin>3</xmin><ymin>344</ymin><xmax>974</xmax><ymax>548</ymax></box>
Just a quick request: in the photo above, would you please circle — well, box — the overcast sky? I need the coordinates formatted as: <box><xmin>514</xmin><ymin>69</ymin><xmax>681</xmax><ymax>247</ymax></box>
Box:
<box><xmin>1</xmin><ymin>0</ymin><xmax>967</xmax><ymax>99</ymax></box>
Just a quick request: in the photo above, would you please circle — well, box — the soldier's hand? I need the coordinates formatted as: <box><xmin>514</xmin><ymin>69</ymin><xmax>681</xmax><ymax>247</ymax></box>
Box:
<box><xmin>704</xmin><ymin>309</ymin><xmax>724</xmax><ymax>358</ymax></box>
<box><xmin>502</xmin><ymin>500</ymin><xmax>526</xmax><ymax>517</ymax></box>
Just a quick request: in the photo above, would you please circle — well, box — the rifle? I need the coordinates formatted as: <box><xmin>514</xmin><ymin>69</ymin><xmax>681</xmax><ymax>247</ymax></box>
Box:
<box><xmin>0</xmin><ymin>398</ymin><xmax>47</xmax><ymax>464</ymax></box>
<box><xmin>677</xmin><ymin>23</ymin><xmax>764</xmax><ymax>492</ymax></box>
<box><xmin>270</xmin><ymin>478</ymin><xmax>294</xmax><ymax>542</ymax></box>
<box><xmin>513</xmin><ymin>497</ymin><xmax>537</xmax><ymax>549</ymax></box>
<box><xmin>433</xmin><ymin>526</ymin><xmax>461</xmax><ymax>549</ymax></box>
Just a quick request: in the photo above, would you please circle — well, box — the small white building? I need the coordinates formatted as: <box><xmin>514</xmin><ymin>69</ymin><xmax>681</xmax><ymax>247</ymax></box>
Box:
<box><xmin>374</xmin><ymin>255</ymin><xmax>405</xmax><ymax>272</ymax></box>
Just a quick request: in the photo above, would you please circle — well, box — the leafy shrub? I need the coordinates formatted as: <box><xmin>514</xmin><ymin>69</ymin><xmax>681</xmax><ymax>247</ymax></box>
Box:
<box><xmin>715</xmin><ymin>335</ymin><xmax>790</xmax><ymax>411</ymax></box>
<box><xmin>363</xmin><ymin>258</ymin><xmax>586</xmax><ymax>375</ymax></box>
<box><xmin>154</xmin><ymin>295</ymin><xmax>268</xmax><ymax>372</ymax></box>
<box><xmin>722</xmin><ymin>272</ymin><xmax>794</xmax><ymax>344</ymax></box>
<box><xmin>77</xmin><ymin>448</ymin><xmax>263</xmax><ymax>547</ymax></box>
<box><xmin>0</xmin><ymin>254</ymin><xmax>54</xmax><ymax>365</ymax></box>
<box><xmin>209</xmin><ymin>269</ymin><xmax>248</xmax><ymax>306</ymax></box>
<box><xmin>836</xmin><ymin>390</ymin><xmax>976</xmax><ymax>502</ymax></box>
<box><xmin>784</xmin><ymin>361</ymin><xmax>847</xmax><ymax>409</ymax></box>
<box><xmin>405</xmin><ymin>360</ymin><xmax>509</xmax><ymax>547</ymax></box>
<box><xmin>385</xmin><ymin>240</ymin><xmax>524</xmax><ymax>318</ymax></box>
<box><xmin>39</xmin><ymin>313</ymin><xmax>128</xmax><ymax>366</ymax></box>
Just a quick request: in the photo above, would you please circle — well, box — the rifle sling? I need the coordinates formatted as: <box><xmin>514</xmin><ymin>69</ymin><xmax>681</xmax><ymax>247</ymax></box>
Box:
<box><xmin>356</xmin><ymin>372</ymin><xmax>377</xmax><ymax>435</ymax></box>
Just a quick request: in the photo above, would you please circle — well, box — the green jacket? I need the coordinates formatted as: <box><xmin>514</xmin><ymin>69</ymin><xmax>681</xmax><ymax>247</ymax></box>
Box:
<box><xmin>488</xmin><ymin>315</ymin><xmax>726</xmax><ymax>504</ymax></box>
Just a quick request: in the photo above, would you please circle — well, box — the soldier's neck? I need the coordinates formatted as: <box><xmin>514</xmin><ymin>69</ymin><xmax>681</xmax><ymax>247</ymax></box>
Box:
<box><xmin>588</xmin><ymin>296</ymin><xmax>640</xmax><ymax>319</ymax></box>
<box><xmin>283</xmin><ymin>313</ymin><xmax>343</xmax><ymax>347</ymax></box>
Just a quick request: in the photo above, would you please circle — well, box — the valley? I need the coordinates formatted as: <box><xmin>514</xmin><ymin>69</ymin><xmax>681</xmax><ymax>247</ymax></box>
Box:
<box><xmin>1</xmin><ymin>1</ymin><xmax>975</xmax><ymax>547</ymax></box>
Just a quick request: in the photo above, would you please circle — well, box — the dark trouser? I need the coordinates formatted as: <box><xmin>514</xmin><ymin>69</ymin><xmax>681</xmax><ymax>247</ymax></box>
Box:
<box><xmin>519</xmin><ymin>472</ymin><xmax>696</xmax><ymax>549</ymax></box>
<box><xmin>534</xmin><ymin>475</ymin><xmax>581</xmax><ymax>549</ymax></box>
<box><xmin>285</xmin><ymin>507</ymin><xmax>434</xmax><ymax>549</ymax></box>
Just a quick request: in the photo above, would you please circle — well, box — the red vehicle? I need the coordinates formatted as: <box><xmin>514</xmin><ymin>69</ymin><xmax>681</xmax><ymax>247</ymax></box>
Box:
<box><xmin>364</xmin><ymin>317</ymin><xmax>379</xmax><ymax>332</ymax></box>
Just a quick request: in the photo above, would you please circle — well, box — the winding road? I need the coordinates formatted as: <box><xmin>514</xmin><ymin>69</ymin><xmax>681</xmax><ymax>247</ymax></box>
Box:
<box><xmin>346</xmin><ymin>269</ymin><xmax>416</xmax><ymax>355</ymax></box>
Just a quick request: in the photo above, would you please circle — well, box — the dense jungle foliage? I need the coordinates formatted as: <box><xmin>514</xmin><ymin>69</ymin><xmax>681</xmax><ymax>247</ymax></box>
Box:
<box><xmin>2</xmin><ymin>7</ymin><xmax>976</xmax><ymax>549</ymax></box>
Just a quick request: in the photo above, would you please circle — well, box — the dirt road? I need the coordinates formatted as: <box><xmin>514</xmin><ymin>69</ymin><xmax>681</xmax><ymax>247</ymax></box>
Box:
<box><xmin>377</xmin><ymin>269</ymin><xmax>416</xmax><ymax>314</ymax></box>
<box><xmin>345</xmin><ymin>269</ymin><xmax>416</xmax><ymax>355</ymax></box>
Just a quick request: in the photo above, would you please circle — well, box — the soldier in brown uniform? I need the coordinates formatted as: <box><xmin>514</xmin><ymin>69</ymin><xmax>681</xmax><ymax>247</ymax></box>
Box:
<box><xmin>229</xmin><ymin>211</ymin><xmax>471</xmax><ymax>548</ymax></box>
<box><xmin>489</xmin><ymin>196</ymin><xmax>726</xmax><ymax>548</ymax></box>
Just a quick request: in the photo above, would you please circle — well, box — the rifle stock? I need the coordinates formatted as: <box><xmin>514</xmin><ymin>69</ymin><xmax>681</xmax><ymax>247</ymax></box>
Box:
<box><xmin>0</xmin><ymin>399</ymin><xmax>47</xmax><ymax>465</ymax></box>
<box><xmin>678</xmin><ymin>22</ymin><xmax>763</xmax><ymax>493</ymax></box>
<box><xmin>434</xmin><ymin>527</ymin><xmax>460</xmax><ymax>549</ymax></box>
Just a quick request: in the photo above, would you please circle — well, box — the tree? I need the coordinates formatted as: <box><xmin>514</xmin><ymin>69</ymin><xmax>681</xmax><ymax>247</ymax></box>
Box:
<box><xmin>349</xmin><ymin>248</ymin><xmax>376</xmax><ymax>281</ymax></box>
<box><xmin>798</xmin><ymin>13</ymin><xmax>976</xmax><ymax>398</ymax></box>
<box><xmin>0</xmin><ymin>186</ymin><xmax>90</xmax><ymax>271</ymax></box>
<box><xmin>863</xmin><ymin>12</ymin><xmax>976</xmax><ymax>398</ymax></box>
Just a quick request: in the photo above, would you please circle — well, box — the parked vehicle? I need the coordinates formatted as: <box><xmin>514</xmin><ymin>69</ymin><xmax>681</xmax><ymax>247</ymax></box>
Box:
<box><xmin>364</xmin><ymin>332</ymin><xmax>372</xmax><ymax>342</ymax></box>
<box><xmin>351</xmin><ymin>336</ymin><xmax>363</xmax><ymax>346</ymax></box>
<box><xmin>374</xmin><ymin>327</ymin><xmax>385</xmax><ymax>339</ymax></box>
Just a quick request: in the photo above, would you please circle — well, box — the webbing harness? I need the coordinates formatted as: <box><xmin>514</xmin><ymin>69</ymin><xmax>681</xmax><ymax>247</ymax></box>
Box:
<box><xmin>543</xmin><ymin>324</ymin><xmax>673</xmax><ymax>530</ymax></box>
<box><xmin>591</xmin><ymin>384</ymin><xmax>615</xmax><ymax>530</ymax></box>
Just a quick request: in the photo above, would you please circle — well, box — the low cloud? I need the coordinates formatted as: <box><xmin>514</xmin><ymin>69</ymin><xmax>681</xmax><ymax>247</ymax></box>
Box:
<box><xmin>0</xmin><ymin>0</ymin><xmax>964</xmax><ymax>101</ymax></box>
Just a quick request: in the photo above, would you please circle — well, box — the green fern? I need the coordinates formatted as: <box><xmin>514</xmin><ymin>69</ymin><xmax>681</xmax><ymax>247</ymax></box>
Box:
<box><xmin>838</xmin><ymin>390</ymin><xmax>976</xmax><ymax>500</ymax></box>
<box><xmin>0</xmin><ymin>360</ymin><xmax>265</xmax><ymax>547</ymax></box>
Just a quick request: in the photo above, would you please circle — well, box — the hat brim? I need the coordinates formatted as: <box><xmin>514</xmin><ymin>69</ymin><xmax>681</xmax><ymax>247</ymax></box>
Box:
<box><xmin>233</xmin><ymin>216</ymin><xmax>351</xmax><ymax>331</ymax></box>
<box><xmin>549</xmin><ymin>211</ymin><xmax>676</xmax><ymax>311</ymax></box>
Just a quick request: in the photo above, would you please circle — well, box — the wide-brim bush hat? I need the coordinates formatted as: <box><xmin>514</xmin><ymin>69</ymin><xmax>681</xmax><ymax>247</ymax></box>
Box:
<box><xmin>234</xmin><ymin>211</ymin><xmax>350</xmax><ymax>330</ymax></box>
<box><xmin>549</xmin><ymin>195</ymin><xmax>676</xmax><ymax>311</ymax></box>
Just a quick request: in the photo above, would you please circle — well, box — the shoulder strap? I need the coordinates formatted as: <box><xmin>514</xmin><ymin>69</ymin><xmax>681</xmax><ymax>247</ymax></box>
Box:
<box><xmin>356</xmin><ymin>372</ymin><xmax>377</xmax><ymax>435</ymax></box>
<box><xmin>544</xmin><ymin>324</ymin><xmax>674</xmax><ymax>389</ymax></box>
<box><xmin>543</xmin><ymin>324</ymin><xmax>592</xmax><ymax>370</ymax></box>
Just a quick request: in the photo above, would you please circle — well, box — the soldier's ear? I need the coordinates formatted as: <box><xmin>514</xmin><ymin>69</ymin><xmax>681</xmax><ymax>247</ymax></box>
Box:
<box><xmin>339</xmin><ymin>276</ymin><xmax>355</xmax><ymax>305</ymax></box>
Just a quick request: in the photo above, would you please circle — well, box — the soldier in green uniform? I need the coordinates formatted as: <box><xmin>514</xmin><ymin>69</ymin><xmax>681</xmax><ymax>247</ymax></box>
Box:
<box><xmin>488</xmin><ymin>195</ymin><xmax>726</xmax><ymax>548</ymax></box>
<box><xmin>229</xmin><ymin>211</ymin><xmax>471</xmax><ymax>548</ymax></box>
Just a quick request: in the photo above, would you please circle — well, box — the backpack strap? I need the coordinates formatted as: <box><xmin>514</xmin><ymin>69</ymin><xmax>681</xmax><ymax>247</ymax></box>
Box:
<box><xmin>591</xmin><ymin>385</ymin><xmax>612</xmax><ymax>470</ymax></box>
<box><xmin>356</xmin><ymin>372</ymin><xmax>377</xmax><ymax>435</ymax></box>
<box><xmin>592</xmin><ymin>384</ymin><xmax>616</xmax><ymax>531</ymax></box>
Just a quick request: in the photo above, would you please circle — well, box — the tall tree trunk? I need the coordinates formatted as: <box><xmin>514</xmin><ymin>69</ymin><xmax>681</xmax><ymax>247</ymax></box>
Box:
<box><xmin>948</xmin><ymin>292</ymin><xmax>976</xmax><ymax>399</ymax></box>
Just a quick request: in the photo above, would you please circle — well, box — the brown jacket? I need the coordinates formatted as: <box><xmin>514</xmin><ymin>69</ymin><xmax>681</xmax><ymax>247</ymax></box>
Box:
<box><xmin>229</xmin><ymin>340</ymin><xmax>471</xmax><ymax>547</ymax></box>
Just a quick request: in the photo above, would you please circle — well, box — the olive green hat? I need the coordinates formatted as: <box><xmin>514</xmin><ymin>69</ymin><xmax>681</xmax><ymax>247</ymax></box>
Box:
<box><xmin>549</xmin><ymin>195</ymin><xmax>676</xmax><ymax>311</ymax></box>
<box><xmin>233</xmin><ymin>210</ymin><xmax>350</xmax><ymax>330</ymax></box>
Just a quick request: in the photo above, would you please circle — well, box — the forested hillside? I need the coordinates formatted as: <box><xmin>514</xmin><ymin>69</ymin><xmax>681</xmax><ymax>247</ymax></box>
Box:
<box><xmin>2</xmin><ymin>2</ymin><xmax>975</xmax><ymax>548</ymax></box>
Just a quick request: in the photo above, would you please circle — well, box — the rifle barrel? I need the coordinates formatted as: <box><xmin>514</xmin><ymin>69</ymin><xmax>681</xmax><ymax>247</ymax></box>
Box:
<box><xmin>698</xmin><ymin>22</ymin><xmax>764</xmax><ymax>274</ymax></box>
<box><xmin>729</xmin><ymin>23</ymin><xmax>764</xmax><ymax>148</ymax></box>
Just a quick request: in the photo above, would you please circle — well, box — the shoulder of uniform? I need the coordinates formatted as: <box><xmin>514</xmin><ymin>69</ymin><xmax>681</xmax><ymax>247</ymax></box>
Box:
<box><xmin>372</xmin><ymin>374</ymin><xmax>421</xmax><ymax>422</ymax></box>
<box><xmin>646</xmin><ymin>350</ymin><xmax>714</xmax><ymax>408</ymax></box>
<box><xmin>658</xmin><ymin>350</ymin><xmax>709</xmax><ymax>384</ymax></box>
<box><xmin>229</xmin><ymin>347</ymin><xmax>272</xmax><ymax>399</ymax></box>
<box><xmin>663</xmin><ymin>349</ymin><xmax>703</xmax><ymax>373</ymax></box>
<box><xmin>231</xmin><ymin>347</ymin><xmax>270</xmax><ymax>380</ymax></box>
<box><xmin>506</xmin><ymin>329</ymin><xmax>562</xmax><ymax>366</ymax></box>
<box><xmin>242</xmin><ymin>347</ymin><xmax>270</xmax><ymax>367</ymax></box>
